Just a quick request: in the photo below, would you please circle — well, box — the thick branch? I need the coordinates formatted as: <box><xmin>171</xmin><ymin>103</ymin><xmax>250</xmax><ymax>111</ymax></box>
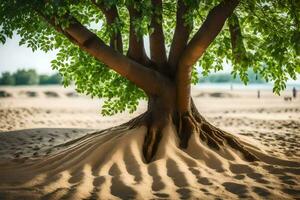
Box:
<box><xmin>127</xmin><ymin>5</ymin><xmax>151</xmax><ymax>66</ymax></box>
<box><xmin>92</xmin><ymin>2</ymin><xmax>123</xmax><ymax>53</ymax></box>
<box><xmin>40</xmin><ymin>14</ymin><xmax>169</xmax><ymax>96</ymax></box>
<box><xmin>168</xmin><ymin>0</ymin><xmax>192</xmax><ymax>73</ymax></box>
<box><xmin>176</xmin><ymin>0</ymin><xmax>239</xmax><ymax>113</ymax></box>
<box><xmin>228</xmin><ymin>12</ymin><xmax>247</xmax><ymax>64</ymax></box>
<box><xmin>149</xmin><ymin>0</ymin><xmax>167</xmax><ymax>68</ymax></box>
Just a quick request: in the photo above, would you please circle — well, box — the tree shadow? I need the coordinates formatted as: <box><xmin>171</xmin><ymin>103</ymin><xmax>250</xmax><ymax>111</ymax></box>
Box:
<box><xmin>148</xmin><ymin>163</ymin><xmax>165</xmax><ymax>192</ymax></box>
<box><xmin>123</xmin><ymin>146</ymin><xmax>142</xmax><ymax>183</ymax></box>
<box><xmin>166</xmin><ymin>159</ymin><xmax>191</xmax><ymax>199</ymax></box>
<box><xmin>222</xmin><ymin>182</ymin><xmax>248</xmax><ymax>198</ymax></box>
<box><xmin>109</xmin><ymin>163</ymin><xmax>137</xmax><ymax>199</ymax></box>
<box><xmin>229</xmin><ymin>163</ymin><xmax>269</xmax><ymax>184</ymax></box>
<box><xmin>252</xmin><ymin>186</ymin><xmax>270</xmax><ymax>197</ymax></box>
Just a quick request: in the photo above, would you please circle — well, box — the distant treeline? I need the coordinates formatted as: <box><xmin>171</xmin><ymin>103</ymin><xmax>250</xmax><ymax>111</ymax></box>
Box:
<box><xmin>199</xmin><ymin>70</ymin><xmax>265</xmax><ymax>84</ymax></box>
<box><xmin>0</xmin><ymin>69</ymin><xmax>62</xmax><ymax>85</ymax></box>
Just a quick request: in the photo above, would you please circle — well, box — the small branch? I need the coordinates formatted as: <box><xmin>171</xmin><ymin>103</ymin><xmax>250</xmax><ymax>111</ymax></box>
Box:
<box><xmin>168</xmin><ymin>0</ymin><xmax>192</xmax><ymax>74</ymax></box>
<box><xmin>149</xmin><ymin>0</ymin><xmax>167</xmax><ymax>68</ymax></box>
<box><xmin>127</xmin><ymin>5</ymin><xmax>151</xmax><ymax>66</ymax></box>
<box><xmin>228</xmin><ymin>12</ymin><xmax>247</xmax><ymax>64</ymax></box>
<box><xmin>92</xmin><ymin>1</ymin><xmax>123</xmax><ymax>53</ymax></box>
<box><xmin>176</xmin><ymin>0</ymin><xmax>240</xmax><ymax>113</ymax></box>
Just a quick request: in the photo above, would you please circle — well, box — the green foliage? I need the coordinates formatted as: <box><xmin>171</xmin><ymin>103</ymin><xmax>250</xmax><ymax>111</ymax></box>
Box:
<box><xmin>0</xmin><ymin>72</ymin><xmax>16</xmax><ymax>85</ymax></box>
<box><xmin>199</xmin><ymin>70</ymin><xmax>265</xmax><ymax>84</ymax></box>
<box><xmin>0</xmin><ymin>0</ymin><xmax>299</xmax><ymax>114</ymax></box>
<box><xmin>192</xmin><ymin>0</ymin><xmax>300</xmax><ymax>95</ymax></box>
<box><xmin>51</xmin><ymin>39</ymin><xmax>145</xmax><ymax>115</ymax></box>
<box><xmin>39</xmin><ymin>73</ymin><xmax>62</xmax><ymax>85</ymax></box>
<box><xmin>13</xmin><ymin>69</ymin><xmax>39</xmax><ymax>85</ymax></box>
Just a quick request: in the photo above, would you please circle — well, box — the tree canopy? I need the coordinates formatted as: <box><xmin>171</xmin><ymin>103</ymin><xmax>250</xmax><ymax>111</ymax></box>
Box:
<box><xmin>1</xmin><ymin>0</ymin><xmax>299</xmax><ymax>115</ymax></box>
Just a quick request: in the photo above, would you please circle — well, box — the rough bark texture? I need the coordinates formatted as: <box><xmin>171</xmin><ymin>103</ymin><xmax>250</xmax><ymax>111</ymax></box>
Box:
<box><xmin>176</xmin><ymin>0</ymin><xmax>239</xmax><ymax>113</ymax></box>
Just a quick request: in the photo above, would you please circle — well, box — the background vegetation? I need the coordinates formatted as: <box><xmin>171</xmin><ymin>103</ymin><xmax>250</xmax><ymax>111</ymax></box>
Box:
<box><xmin>199</xmin><ymin>70</ymin><xmax>265</xmax><ymax>84</ymax></box>
<box><xmin>0</xmin><ymin>68</ymin><xmax>266</xmax><ymax>86</ymax></box>
<box><xmin>0</xmin><ymin>69</ymin><xmax>61</xmax><ymax>85</ymax></box>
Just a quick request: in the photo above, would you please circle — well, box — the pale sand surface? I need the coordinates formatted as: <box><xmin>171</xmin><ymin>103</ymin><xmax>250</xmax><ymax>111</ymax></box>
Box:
<box><xmin>0</xmin><ymin>85</ymin><xmax>299</xmax><ymax>199</ymax></box>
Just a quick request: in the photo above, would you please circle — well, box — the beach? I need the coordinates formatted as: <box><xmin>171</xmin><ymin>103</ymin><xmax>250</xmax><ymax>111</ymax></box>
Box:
<box><xmin>0</xmin><ymin>85</ymin><xmax>299</xmax><ymax>199</ymax></box>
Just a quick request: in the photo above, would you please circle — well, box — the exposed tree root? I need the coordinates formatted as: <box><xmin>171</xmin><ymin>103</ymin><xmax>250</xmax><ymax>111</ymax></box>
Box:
<box><xmin>198</xmin><ymin>121</ymin><xmax>259</xmax><ymax>162</ymax></box>
<box><xmin>143</xmin><ymin>126</ymin><xmax>163</xmax><ymax>163</ymax></box>
<box><xmin>126</xmin><ymin>110</ymin><xmax>167</xmax><ymax>163</ymax></box>
<box><xmin>127</xmin><ymin>107</ymin><xmax>258</xmax><ymax>163</ymax></box>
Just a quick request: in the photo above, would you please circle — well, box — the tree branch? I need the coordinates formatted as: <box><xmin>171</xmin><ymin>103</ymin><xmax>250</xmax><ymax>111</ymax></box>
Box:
<box><xmin>176</xmin><ymin>0</ymin><xmax>239</xmax><ymax>113</ymax></box>
<box><xmin>92</xmin><ymin>2</ymin><xmax>123</xmax><ymax>53</ymax></box>
<box><xmin>39</xmin><ymin>13</ymin><xmax>170</xmax><ymax>96</ymax></box>
<box><xmin>168</xmin><ymin>0</ymin><xmax>192</xmax><ymax>74</ymax></box>
<box><xmin>127</xmin><ymin>5</ymin><xmax>151</xmax><ymax>66</ymax></box>
<box><xmin>228</xmin><ymin>12</ymin><xmax>247</xmax><ymax>64</ymax></box>
<box><xmin>149</xmin><ymin>0</ymin><xmax>167</xmax><ymax>68</ymax></box>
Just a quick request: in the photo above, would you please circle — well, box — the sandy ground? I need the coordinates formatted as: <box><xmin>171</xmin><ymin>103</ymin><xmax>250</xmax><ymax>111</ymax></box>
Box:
<box><xmin>0</xmin><ymin>85</ymin><xmax>299</xmax><ymax>199</ymax></box>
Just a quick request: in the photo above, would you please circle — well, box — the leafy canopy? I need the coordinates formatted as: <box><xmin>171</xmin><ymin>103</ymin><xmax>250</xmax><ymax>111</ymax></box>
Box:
<box><xmin>0</xmin><ymin>0</ymin><xmax>299</xmax><ymax>115</ymax></box>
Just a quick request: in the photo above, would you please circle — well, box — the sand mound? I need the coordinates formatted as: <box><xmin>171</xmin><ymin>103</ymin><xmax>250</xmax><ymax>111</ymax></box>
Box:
<box><xmin>0</xmin><ymin>124</ymin><xmax>299</xmax><ymax>199</ymax></box>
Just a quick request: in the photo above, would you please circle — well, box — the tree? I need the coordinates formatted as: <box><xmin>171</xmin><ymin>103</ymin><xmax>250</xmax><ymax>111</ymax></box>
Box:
<box><xmin>13</xmin><ymin>69</ymin><xmax>39</xmax><ymax>85</ymax></box>
<box><xmin>0</xmin><ymin>72</ymin><xmax>15</xmax><ymax>85</ymax></box>
<box><xmin>1</xmin><ymin>0</ymin><xmax>299</xmax><ymax>162</ymax></box>
<box><xmin>39</xmin><ymin>73</ymin><xmax>62</xmax><ymax>84</ymax></box>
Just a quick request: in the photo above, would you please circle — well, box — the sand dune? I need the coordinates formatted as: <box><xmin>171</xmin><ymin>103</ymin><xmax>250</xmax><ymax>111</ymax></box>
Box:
<box><xmin>0</xmin><ymin>86</ymin><xmax>299</xmax><ymax>199</ymax></box>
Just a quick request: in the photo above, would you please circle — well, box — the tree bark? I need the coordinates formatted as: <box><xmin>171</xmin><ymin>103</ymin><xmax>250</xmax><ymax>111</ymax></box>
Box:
<box><xmin>176</xmin><ymin>0</ymin><xmax>240</xmax><ymax>113</ymax></box>
<box><xmin>92</xmin><ymin>2</ymin><xmax>123</xmax><ymax>53</ymax></box>
<box><xmin>149</xmin><ymin>0</ymin><xmax>168</xmax><ymax>72</ymax></box>
<box><xmin>168</xmin><ymin>0</ymin><xmax>192</xmax><ymax>74</ymax></box>
<box><xmin>127</xmin><ymin>5</ymin><xmax>151</xmax><ymax>66</ymax></box>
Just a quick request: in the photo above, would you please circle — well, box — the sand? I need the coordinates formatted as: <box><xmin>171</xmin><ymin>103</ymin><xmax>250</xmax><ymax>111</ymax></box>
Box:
<box><xmin>0</xmin><ymin>85</ymin><xmax>299</xmax><ymax>199</ymax></box>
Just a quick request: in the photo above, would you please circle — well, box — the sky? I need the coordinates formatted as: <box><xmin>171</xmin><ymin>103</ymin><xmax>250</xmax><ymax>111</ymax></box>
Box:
<box><xmin>0</xmin><ymin>34</ymin><xmax>57</xmax><ymax>75</ymax></box>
